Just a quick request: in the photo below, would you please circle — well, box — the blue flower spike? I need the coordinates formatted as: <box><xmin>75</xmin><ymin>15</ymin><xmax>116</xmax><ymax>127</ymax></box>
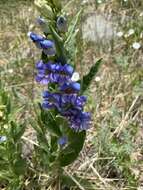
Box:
<box><xmin>28</xmin><ymin>14</ymin><xmax>91</xmax><ymax>132</ymax></box>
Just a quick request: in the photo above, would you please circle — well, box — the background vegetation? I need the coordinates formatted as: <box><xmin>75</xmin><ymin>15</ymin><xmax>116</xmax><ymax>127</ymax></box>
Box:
<box><xmin>0</xmin><ymin>0</ymin><xmax>143</xmax><ymax>189</ymax></box>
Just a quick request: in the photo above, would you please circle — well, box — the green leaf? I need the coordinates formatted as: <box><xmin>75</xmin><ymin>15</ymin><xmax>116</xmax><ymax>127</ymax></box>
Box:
<box><xmin>40</xmin><ymin>108</ymin><xmax>62</xmax><ymax>136</ymax></box>
<box><xmin>62</xmin><ymin>174</ymin><xmax>96</xmax><ymax>189</ymax></box>
<box><xmin>80</xmin><ymin>58</ymin><xmax>102</xmax><ymax>93</ymax></box>
<box><xmin>6</xmin><ymin>96</ymin><xmax>11</xmax><ymax>115</ymax></box>
<box><xmin>49</xmin><ymin>26</ymin><xmax>66</xmax><ymax>65</ymax></box>
<box><xmin>65</xmin><ymin>9</ymin><xmax>82</xmax><ymax>45</ymax></box>
<box><xmin>13</xmin><ymin>158</ymin><xmax>26</xmax><ymax>176</ymax></box>
<box><xmin>59</xmin><ymin>129</ymin><xmax>86</xmax><ymax>166</ymax></box>
<box><xmin>10</xmin><ymin>121</ymin><xmax>26</xmax><ymax>142</ymax></box>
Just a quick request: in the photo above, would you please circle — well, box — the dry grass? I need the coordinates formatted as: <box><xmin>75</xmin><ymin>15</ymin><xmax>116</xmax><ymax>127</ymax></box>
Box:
<box><xmin>0</xmin><ymin>0</ymin><xmax>143</xmax><ymax>189</ymax></box>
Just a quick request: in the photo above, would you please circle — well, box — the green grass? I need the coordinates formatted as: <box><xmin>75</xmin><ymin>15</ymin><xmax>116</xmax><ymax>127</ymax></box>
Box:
<box><xmin>0</xmin><ymin>0</ymin><xmax>143</xmax><ymax>189</ymax></box>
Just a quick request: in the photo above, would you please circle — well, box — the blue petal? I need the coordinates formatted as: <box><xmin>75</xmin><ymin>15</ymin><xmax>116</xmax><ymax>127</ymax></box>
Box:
<box><xmin>36</xmin><ymin>60</ymin><xmax>44</xmax><ymax>69</ymax></box>
<box><xmin>42</xmin><ymin>91</ymin><xmax>50</xmax><ymax>98</ymax></box>
<box><xmin>60</xmin><ymin>82</ymin><xmax>80</xmax><ymax>92</ymax></box>
<box><xmin>40</xmin><ymin>40</ymin><xmax>55</xmax><ymax>49</ymax></box>
<box><xmin>28</xmin><ymin>32</ymin><xmax>44</xmax><ymax>42</ymax></box>
<box><xmin>63</xmin><ymin>64</ymin><xmax>74</xmax><ymax>75</ymax></box>
<box><xmin>58</xmin><ymin>136</ymin><xmax>68</xmax><ymax>146</ymax></box>
<box><xmin>0</xmin><ymin>136</ymin><xmax>7</xmax><ymax>143</ymax></box>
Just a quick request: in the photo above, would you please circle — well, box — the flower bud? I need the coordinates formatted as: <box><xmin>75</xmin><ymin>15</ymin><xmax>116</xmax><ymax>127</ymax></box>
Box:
<box><xmin>34</xmin><ymin>0</ymin><xmax>54</xmax><ymax>19</ymax></box>
<box><xmin>57</xmin><ymin>16</ymin><xmax>67</xmax><ymax>33</ymax></box>
<box><xmin>37</xmin><ymin>16</ymin><xmax>50</xmax><ymax>34</ymax></box>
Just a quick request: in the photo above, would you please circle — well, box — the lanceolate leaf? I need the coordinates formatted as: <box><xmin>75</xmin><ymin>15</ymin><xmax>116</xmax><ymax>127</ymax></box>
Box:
<box><xmin>80</xmin><ymin>58</ymin><xmax>102</xmax><ymax>93</ymax></box>
<box><xmin>40</xmin><ymin>107</ymin><xmax>62</xmax><ymax>137</ymax></box>
<box><xmin>59</xmin><ymin>129</ymin><xmax>86</xmax><ymax>166</ymax></box>
<box><xmin>65</xmin><ymin>9</ymin><xmax>82</xmax><ymax>45</ymax></box>
<box><xmin>49</xmin><ymin>25</ymin><xmax>67</xmax><ymax>65</ymax></box>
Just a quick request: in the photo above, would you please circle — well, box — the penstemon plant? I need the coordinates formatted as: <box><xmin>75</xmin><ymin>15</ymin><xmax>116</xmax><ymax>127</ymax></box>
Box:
<box><xmin>27</xmin><ymin>0</ymin><xmax>101</xmax><ymax>189</ymax></box>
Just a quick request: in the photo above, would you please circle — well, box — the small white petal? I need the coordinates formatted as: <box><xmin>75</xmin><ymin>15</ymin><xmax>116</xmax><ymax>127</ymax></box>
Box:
<box><xmin>140</xmin><ymin>32</ymin><xmax>143</xmax><ymax>38</ymax></box>
<box><xmin>95</xmin><ymin>76</ymin><xmax>101</xmax><ymax>82</ymax></box>
<box><xmin>0</xmin><ymin>136</ymin><xmax>7</xmax><ymax>142</ymax></box>
<box><xmin>71</xmin><ymin>72</ymin><xmax>80</xmax><ymax>82</ymax></box>
<box><xmin>117</xmin><ymin>31</ymin><xmax>123</xmax><ymax>37</ymax></box>
<box><xmin>124</xmin><ymin>34</ymin><xmax>128</xmax><ymax>38</ymax></box>
<box><xmin>132</xmin><ymin>42</ymin><xmax>141</xmax><ymax>50</ymax></box>
<box><xmin>82</xmin><ymin>0</ymin><xmax>88</xmax><ymax>5</ymax></box>
<box><xmin>8</xmin><ymin>69</ymin><xmax>13</xmax><ymax>74</ymax></box>
<box><xmin>27</xmin><ymin>31</ymin><xmax>32</xmax><ymax>37</ymax></box>
<box><xmin>128</xmin><ymin>29</ymin><xmax>135</xmax><ymax>36</ymax></box>
<box><xmin>29</xmin><ymin>24</ymin><xmax>34</xmax><ymax>30</ymax></box>
<box><xmin>139</xmin><ymin>12</ymin><xmax>143</xmax><ymax>17</ymax></box>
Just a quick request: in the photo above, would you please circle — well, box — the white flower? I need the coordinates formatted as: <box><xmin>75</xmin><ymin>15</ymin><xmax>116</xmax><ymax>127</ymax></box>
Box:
<box><xmin>128</xmin><ymin>29</ymin><xmax>135</xmax><ymax>36</ymax></box>
<box><xmin>71</xmin><ymin>72</ymin><xmax>80</xmax><ymax>82</ymax></box>
<box><xmin>8</xmin><ymin>69</ymin><xmax>13</xmax><ymax>74</ymax></box>
<box><xmin>82</xmin><ymin>0</ymin><xmax>88</xmax><ymax>5</ymax></box>
<box><xmin>98</xmin><ymin>0</ymin><xmax>102</xmax><ymax>3</ymax></box>
<box><xmin>27</xmin><ymin>31</ymin><xmax>32</xmax><ymax>37</ymax></box>
<box><xmin>140</xmin><ymin>32</ymin><xmax>143</xmax><ymax>39</ymax></box>
<box><xmin>132</xmin><ymin>42</ymin><xmax>141</xmax><ymax>50</ymax></box>
<box><xmin>95</xmin><ymin>76</ymin><xmax>101</xmax><ymax>82</ymax></box>
<box><xmin>124</xmin><ymin>34</ymin><xmax>128</xmax><ymax>38</ymax></box>
<box><xmin>139</xmin><ymin>12</ymin><xmax>143</xmax><ymax>17</ymax></box>
<box><xmin>117</xmin><ymin>31</ymin><xmax>123</xmax><ymax>37</ymax></box>
<box><xmin>124</xmin><ymin>0</ymin><xmax>127</xmax><ymax>2</ymax></box>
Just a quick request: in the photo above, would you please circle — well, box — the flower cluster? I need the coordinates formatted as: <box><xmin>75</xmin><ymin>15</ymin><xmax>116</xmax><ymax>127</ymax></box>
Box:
<box><xmin>28</xmin><ymin>27</ymin><xmax>91</xmax><ymax>131</ymax></box>
<box><xmin>28</xmin><ymin>32</ymin><xmax>56</xmax><ymax>56</ymax></box>
<box><xmin>35</xmin><ymin>60</ymin><xmax>74</xmax><ymax>85</ymax></box>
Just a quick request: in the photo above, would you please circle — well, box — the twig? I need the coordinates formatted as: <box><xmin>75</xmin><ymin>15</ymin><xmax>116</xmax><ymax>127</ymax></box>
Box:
<box><xmin>21</xmin><ymin>136</ymin><xmax>39</xmax><ymax>147</ymax></box>
<box><xmin>89</xmin><ymin>164</ymin><xmax>107</xmax><ymax>187</ymax></box>
<box><xmin>110</xmin><ymin>95</ymin><xmax>139</xmax><ymax>138</ymax></box>
<box><xmin>64</xmin><ymin>169</ymin><xmax>86</xmax><ymax>190</ymax></box>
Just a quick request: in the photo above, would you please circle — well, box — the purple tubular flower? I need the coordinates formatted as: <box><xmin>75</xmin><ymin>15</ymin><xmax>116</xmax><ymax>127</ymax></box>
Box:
<box><xmin>61</xmin><ymin>94</ymin><xmax>87</xmax><ymax>110</ymax></box>
<box><xmin>28</xmin><ymin>32</ymin><xmax>56</xmax><ymax>55</ymax></box>
<box><xmin>58</xmin><ymin>136</ymin><xmax>68</xmax><ymax>146</ymax></box>
<box><xmin>35</xmin><ymin>74</ymin><xmax>49</xmax><ymax>85</ymax></box>
<box><xmin>42</xmin><ymin>90</ymin><xmax>50</xmax><ymax>98</ymax></box>
<box><xmin>28</xmin><ymin>32</ymin><xmax>44</xmax><ymax>42</ymax></box>
<box><xmin>35</xmin><ymin>61</ymin><xmax>73</xmax><ymax>85</ymax></box>
<box><xmin>40</xmin><ymin>40</ymin><xmax>54</xmax><ymax>49</ymax></box>
<box><xmin>42</xmin><ymin>91</ymin><xmax>87</xmax><ymax>115</ymax></box>
<box><xmin>40</xmin><ymin>40</ymin><xmax>56</xmax><ymax>56</ymax></box>
<box><xmin>70</xmin><ymin>111</ymin><xmax>91</xmax><ymax>131</ymax></box>
<box><xmin>62</xmin><ymin>109</ymin><xmax>91</xmax><ymax>131</ymax></box>
<box><xmin>36</xmin><ymin>60</ymin><xmax>44</xmax><ymax>69</ymax></box>
<box><xmin>42</xmin><ymin>101</ymin><xmax>56</xmax><ymax>109</ymax></box>
<box><xmin>74</xmin><ymin>96</ymin><xmax>87</xmax><ymax>108</ymax></box>
<box><xmin>36</xmin><ymin>60</ymin><xmax>91</xmax><ymax>131</ymax></box>
<box><xmin>42</xmin><ymin>92</ymin><xmax>61</xmax><ymax>110</ymax></box>
<box><xmin>60</xmin><ymin>82</ymin><xmax>80</xmax><ymax>93</ymax></box>
<box><xmin>63</xmin><ymin>64</ymin><xmax>74</xmax><ymax>76</ymax></box>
